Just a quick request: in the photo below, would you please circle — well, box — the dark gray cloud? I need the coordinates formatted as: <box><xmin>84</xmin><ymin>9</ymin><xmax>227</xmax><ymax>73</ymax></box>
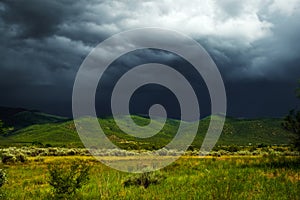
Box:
<box><xmin>0</xmin><ymin>0</ymin><xmax>299</xmax><ymax>118</ymax></box>
<box><xmin>0</xmin><ymin>0</ymin><xmax>85</xmax><ymax>38</ymax></box>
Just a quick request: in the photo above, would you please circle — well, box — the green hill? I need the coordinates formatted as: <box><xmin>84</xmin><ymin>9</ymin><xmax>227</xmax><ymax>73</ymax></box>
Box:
<box><xmin>0</xmin><ymin>113</ymin><xmax>297</xmax><ymax>148</ymax></box>
<box><xmin>0</xmin><ymin>106</ymin><xmax>68</xmax><ymax>130</ymax></box>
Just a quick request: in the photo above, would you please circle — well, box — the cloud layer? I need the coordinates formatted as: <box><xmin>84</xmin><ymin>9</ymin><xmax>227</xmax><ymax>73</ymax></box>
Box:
<box><xmin>0</xmin><ymin>0</ymin><xmax>300</xmax><ymax>117</ymax></box>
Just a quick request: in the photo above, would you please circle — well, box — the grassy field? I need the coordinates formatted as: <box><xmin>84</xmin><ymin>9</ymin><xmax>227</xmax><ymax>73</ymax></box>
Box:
<box><xmin>0</xmin><ymin>108</ymin><xmax>299</xmax><ymax>199</ymax></box>
<box><xmin>0</xmin><ymin>155</ymin><xmax>299</xmax><ymax>199</ymax></box>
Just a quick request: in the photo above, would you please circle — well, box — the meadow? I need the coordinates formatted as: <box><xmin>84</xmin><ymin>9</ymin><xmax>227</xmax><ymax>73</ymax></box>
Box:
<box><xmin>0</xmin><ymin>109</ymin><xmax>299</xmax><ymax>199</ymax></box>
<box><xmin>0</xmin><ymin>151</ymin><xmax>299</xmax><ymax>200</ymax></box>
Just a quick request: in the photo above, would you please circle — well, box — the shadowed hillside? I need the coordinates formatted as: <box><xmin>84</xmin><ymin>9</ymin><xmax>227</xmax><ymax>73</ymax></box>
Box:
<box><xmin>0</xmin><ymin>106</ymin><xmax>69</xmax><ymax>130</ymax></box>
<box><xmin>0</xmin><ymin>109</ymin><xmax>296</xmax><ymax>148</ymax></box>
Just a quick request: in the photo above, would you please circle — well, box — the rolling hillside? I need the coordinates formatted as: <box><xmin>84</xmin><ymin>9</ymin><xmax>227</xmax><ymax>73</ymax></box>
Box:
<box><xmin>0</xmin><ymin>106</ymin><xmax>69</xmax><ymax>130</ymax></box>
<box><xmin>0</xmin><ymin>109</ymin><xmax>296</xmax><ymax>148</ymax></box>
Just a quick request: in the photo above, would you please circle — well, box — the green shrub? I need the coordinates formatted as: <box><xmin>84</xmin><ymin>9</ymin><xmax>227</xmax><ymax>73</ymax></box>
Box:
<box><xmin>0</xmin><ymin>169</ymin><xmax>7</xmax><ymax>188</ymax></box>
<box><xmin>0</xmin><ymin>169</ymin><xmax>7</xmax><ymax>200</ymax></box>
<box><xmin>45</xmin><ymin>144</ymin><xmax>52</xmax><ymax>148</ymax></box>
<box><xmin>48</xmin><ymin>160</ymin><xmax>90</xmax><ymax>198</ymax></box>
<box><xmin>258</xmin><ymin>143</ymin><xmax>268</xmax><ymax>148</ymax></box>
<box><xmin>15</xmin><ymin>153</ymin><xmax>27</xmax><ymax>163</ymax></box>
<box><xmin>34</xmin><ymin>156</ymin><xmax>45</xmax><ymax>162</ymax></box>
<box><xmin>1</xmin><ymin>153</ymin><xmax>16</xmax><ymax>164</ymax></box>
<box><xmin>210</xmin><ymin>151</ymin><xmax>221</xmax><ymax>157</ymax></box>
<box><xmin>227</xmin><ymin>145</ymin><xmax>241</xmax><ymax>152</ymax></box>
<box><xmin>1</xmin><ymin>152</ymin><xmax>27</xmax><ymax>164</ymax></box>
<box><xmin>123</xmin><ymin>171</ymin><xmax>165</xmax><ymax>188</ymax></box>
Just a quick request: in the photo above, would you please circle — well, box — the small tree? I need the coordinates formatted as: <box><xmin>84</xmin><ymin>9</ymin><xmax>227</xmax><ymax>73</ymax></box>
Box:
<box><xmin>282</xmin><ymin>81</ymin><xmax>300</xmax><ymax>150</ymax></box>
<box><xmin>0</xmin><ymin>120</ymin><xmax>3</xmax><ymax>135</ymax></box>
<box><xmin>282</xmin><ymin>110</ymin><xmax>300</xmax><ymax>149</ymax></box>
<box><xmin>48</xmin><ymin>160</ymin><xmax>90</xmax><ymax>198</ymax></box>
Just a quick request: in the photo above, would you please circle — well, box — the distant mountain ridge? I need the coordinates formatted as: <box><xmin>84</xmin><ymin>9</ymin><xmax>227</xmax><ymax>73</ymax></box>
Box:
<box><xmin>0</xmin><ymin>106</ymin><xmax>296</xmax><ymax>148</ymax></box>
<box><xmin>0</xmin><ymin>106</ymin><xmax>69</xmax><ymax>130</ymax></box>
<box><xmin>0</xmin><ymin>106</ymin><xmax>28</xmax><ymax>119</ymax></box>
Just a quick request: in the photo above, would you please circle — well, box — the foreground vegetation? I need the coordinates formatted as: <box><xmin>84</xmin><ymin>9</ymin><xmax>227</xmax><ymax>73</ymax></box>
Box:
<box><xmin>0</xmin><ymin>153</ymin><xmax>299</xmax><ymax>199</ymax></box>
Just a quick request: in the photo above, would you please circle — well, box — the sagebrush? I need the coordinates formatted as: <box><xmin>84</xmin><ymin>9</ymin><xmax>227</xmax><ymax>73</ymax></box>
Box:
<box><xmin>48</xmin><ymin>159</ymin><xmax>90</xmax><ymax>198</ymax></box>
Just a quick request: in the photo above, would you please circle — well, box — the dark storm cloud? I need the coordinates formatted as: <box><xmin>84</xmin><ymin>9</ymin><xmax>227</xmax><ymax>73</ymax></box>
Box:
<box><xmin>0</xmin><ymin>0</ymin><xmax>94</xmax><ymax>115</ymax></box>
<box><xmin>0</xmin><ymin>0</ymin><xmax>299</xmax><ymax>118</ymax></box>
<box><xmin>0</xmin><ymin>0</ymin><xmax>84</xmax><ymax>39</ymax></box>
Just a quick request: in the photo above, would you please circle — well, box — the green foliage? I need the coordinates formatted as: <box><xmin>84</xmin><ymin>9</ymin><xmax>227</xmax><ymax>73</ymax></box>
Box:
<box><xmin>31</xmin><ymin>141</ymin><xmax>44</xmax><ymax>147</ymax></box>
<box><xmin>1</xmin><ymin>152</ymin><xmax>27</xmax><ymax>164</ymax></box>
<box><xmin>123</xmin><ymin>171</ymin><xmax>165</xmax><ymax>188</ymax></box>
<box><xmin>282</xmin><ymin>81</ymin><xmax>300</xmax><ymax>149</ymax></box>
<box><xmin>0</xmin><ymin>169</ymin><xmax>7</xmax><ymax>188</ymax></box>
<box><xmin>48</xmin><ymin>160</ymin><xmax>90</xmax><ymax>198</ymax></box>
<box><xmin>1</xmin><ymin>156</ymin><xmax>300</xmax><ymax>199</ymax></box>
<box><xmin>213</xmin><ymin>145</ymin><xmax>241</xmax><ymax>152</ymax></box>
<box><xmin>0</xmin><ymin>115</ymin><xmax>296</xmax><ymax>148</ymax></box>
<box><xmin>0</xmin><ymin>120</ymin><xmax>3</xmax><ymax>135</ymax></box>
<box><xmin>0</xmin><ymin>169</ymin><xmax>7</xmax><ymax>200</ymax></box>
<box><xmin>282</xmin><ymin>110</ymin><xmax>300</xmax><ymax>133</ymax></box>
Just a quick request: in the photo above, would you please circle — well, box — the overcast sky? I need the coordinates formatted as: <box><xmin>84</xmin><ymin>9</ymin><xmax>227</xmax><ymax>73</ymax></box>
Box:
<box><xmin>0</xmin><ymin>0</ymin><xmax>300</xmax><ymax>118</ymax></box>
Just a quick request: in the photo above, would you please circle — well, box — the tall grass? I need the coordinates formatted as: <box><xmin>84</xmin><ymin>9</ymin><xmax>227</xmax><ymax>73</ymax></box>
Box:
<box><xmin>0</xmin><ymin>155</ymin><xmax>299</xmax><ymax>199</ymax></box>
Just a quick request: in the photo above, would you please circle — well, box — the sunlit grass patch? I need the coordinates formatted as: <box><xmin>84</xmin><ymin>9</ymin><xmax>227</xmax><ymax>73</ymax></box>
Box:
<box><xmin>0</xmin><ymin>155</ymin><xmax>298</xmax><ymax>199</ymax></box>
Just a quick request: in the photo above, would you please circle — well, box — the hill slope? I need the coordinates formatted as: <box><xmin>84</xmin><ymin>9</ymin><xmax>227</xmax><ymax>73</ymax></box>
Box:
<box><xmin>0</xmin><ymin>115</ymin><xmax>296</xmax><ymax>148</ymax></box>
<box><xmin>0</xmin><ymin>106</ymin><xmax>69</xmax><ymax>130</ymax></box>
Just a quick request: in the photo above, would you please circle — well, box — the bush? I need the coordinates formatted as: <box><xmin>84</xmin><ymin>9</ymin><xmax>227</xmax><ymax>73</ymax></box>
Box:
<box><xmin>0</xmin><ymin>169</ymin><xmax>7</xmax><ymax>200</ymax></box>
<box><xmin>1</xmin><ymin>153</ymin><xmax>16</xmax><ymax>164</ymax></box>
<box><xmin>33</xmin><ymin>156</ymin><xmax>45</xmax><ymax>162</ymax></box>
<box><xmin>45</xmin><ymin>144</ymin><xmax>52</xmax><ymax>148</ymax></box>
<box><xmin>235</xmin><ymin>150</ymin><xmax>251</xmax><ymax>156</ymax></box>
<box><xmin>227</xmin><ymin>145</ymin><xmax>241</xmax><ymax>152</ymax></box>
<box><xmin>1</xmin><ymin>152</ymin><xmax>27</xmax><ymax>164</ymax></box>
<box><xmin>157</xmin><ymin>148</ymin><xmax>168</xmax><ymax>156</ymax></box>
<box><xmin>123</xmin><ymin>171</ymin><xmax>165</xmax><ymax>188</ymax></box>
<box><xmin>15</xmin><ymin>153</ymin><xmax>27</xmax><ymax>163</ymax></box>
<box><xmin>210</xmin><ymin>151</ymin><xmax>221</xmax><ymax>157</ymax></box>
<box><xmin>0</xmin><ymin>169</ymin><xmax>6</xmax><ymax>188</ymax></box>
<box><xmin>48</xmin><ymin>160</ymin><xmax>90</xmax><ymax>198</ymax></box>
